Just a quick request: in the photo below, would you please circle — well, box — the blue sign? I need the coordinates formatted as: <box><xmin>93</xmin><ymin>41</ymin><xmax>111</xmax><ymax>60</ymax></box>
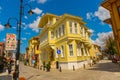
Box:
<box><xmin>57</xmin><ymin>49</ymin><xmax>61</xmax><ymax>54</ymax></box>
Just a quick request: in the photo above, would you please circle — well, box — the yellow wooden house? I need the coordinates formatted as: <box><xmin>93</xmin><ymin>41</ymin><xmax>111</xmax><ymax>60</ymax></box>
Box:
<box><xmin>26</xmin><ymin>36</ymin><xmax>40</xmax><ymax>68</ymax></box>
<box><xmin>101</xmin><ymin>0</ymin><xmax>120</xmax><ymax>54</ymax></box>
<box><xmin>90</xmin><ymin>44</ymin><xmax>102</xmax><ymax>61</ymax></box>
<box><xmin>38</xmin><ymin>13</ymin><xmax>92</xmax><ymax>70</ymax></box>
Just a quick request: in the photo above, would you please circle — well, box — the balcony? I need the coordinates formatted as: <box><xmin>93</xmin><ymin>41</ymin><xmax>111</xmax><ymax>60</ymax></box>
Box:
<box><xmin>101</xmin><ymin>0</ymin><xmax>117</xmax><ymax>11</ymax></box>
<box><xmin>35</xmin><ymin>50</ymin><xmax>40</xmax><ymax>54</ymax></box>
<box><xmin>104</xmin><ymin>18</ymin><xmax>111</xmax><ymax>24</ymax></box>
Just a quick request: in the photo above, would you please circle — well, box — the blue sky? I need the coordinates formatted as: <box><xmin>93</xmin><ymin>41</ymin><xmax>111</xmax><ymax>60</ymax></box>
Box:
<box><xmin>0</xmin><ymin>0</ymin><xmax>112</xmax><ymax>53</ymax></box>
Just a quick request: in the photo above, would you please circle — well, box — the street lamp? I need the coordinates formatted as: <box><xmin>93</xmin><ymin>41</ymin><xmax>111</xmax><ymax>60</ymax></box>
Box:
<box><xmin>5</xmin><ymin>0</ymin><xmax>34</xmax><ymax>80</ymax></box>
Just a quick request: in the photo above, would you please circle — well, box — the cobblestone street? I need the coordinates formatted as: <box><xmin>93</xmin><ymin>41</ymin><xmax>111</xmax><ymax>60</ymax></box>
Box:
<box><xmin>1</xmin><ymin>60</ymin><xmax>120</xmax><ymax>80</ymax></box>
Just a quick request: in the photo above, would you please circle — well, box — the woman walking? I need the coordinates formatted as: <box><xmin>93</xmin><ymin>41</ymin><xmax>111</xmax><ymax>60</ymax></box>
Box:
<box><xmin>8</xmin><ymin>61</ymin><xmax>12</xmax><ymax>74</ymax></box>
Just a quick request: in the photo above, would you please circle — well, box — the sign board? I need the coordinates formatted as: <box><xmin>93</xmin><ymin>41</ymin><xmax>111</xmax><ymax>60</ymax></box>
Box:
<box><xmin>5</xmin><ymin>33</ymin><xmax>17</xmax><ymax>50</ymax></box>
<box><xmin>57</xmin><ymin>49</ymin><xmax>61</xmax><ymax>54</ymax></box>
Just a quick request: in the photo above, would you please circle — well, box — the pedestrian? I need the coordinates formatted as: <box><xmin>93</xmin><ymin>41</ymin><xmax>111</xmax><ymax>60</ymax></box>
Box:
<box><xmin>13</xmin><ymin>71</ymin><xmax>17</xmax><ymax>80</ymax></box>
<box><xmin>8</xmin><ymin>62</ymin><xmax>12</xmax><ymax>74</ymax></box>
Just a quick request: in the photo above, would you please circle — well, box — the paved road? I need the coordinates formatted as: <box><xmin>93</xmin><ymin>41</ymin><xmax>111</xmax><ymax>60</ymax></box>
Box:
<box><xmin>1</xmin><ymin>60</ymin><xmax>120</xmax><ymax>80</ymax></box>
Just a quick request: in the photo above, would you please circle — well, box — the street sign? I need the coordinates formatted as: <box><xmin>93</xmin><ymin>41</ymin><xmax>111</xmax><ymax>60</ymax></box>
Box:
<box><xmin>57</xmin><ymin>49</ymin><xmax>61</xmax><ymax>54</ymax></box>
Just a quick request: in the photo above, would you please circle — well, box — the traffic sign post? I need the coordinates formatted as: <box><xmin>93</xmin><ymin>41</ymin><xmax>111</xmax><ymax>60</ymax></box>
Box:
<box><xmin>57</xmin><ymin>49</ymin><xmax>61</xmax><ymax>54</ymax></box>
<box><xmin>57</xmin><ymin>49</ymin><xmax>61</xmax><ymax>71</ymax></box>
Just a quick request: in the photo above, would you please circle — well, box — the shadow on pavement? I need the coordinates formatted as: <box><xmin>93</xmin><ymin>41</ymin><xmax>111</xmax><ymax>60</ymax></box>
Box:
<box><xmin>88</xmin><ymin>61</ymin><xmax>120</xmax><ymax>72</ymax></box>
<box><xmin>27</xmin><ymin>75</ymin><xmax>34</xmax><ymax>80</ymax></box>
<box><xmin>0</xmin><ymin>75</ymin><xmax>12</xmax><ymax>80</ymax></box>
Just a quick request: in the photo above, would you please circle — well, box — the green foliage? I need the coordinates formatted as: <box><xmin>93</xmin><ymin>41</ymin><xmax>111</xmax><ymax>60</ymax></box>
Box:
<box><xmin>46</xmin><ymin>62</ymin><xmax>51</xmax><ymax>71</ymax></box>
<box><xmin>104</xmin><ymin>35</ymin><xmax>118</xmax><ymax>55</ymax></box>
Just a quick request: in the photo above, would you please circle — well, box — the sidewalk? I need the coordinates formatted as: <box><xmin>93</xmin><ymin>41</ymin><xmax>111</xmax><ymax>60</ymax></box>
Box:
<box><xmin>0</xmin><ymin>69</ymin><xmax>12</xmax><ymax>80</ymax></box>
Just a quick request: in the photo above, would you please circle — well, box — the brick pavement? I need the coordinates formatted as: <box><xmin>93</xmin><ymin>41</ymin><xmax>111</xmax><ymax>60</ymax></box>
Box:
<box><xmin>1</xmin><ymin>60</ymin><xmax>120</xmax><ymax>80</ymax></box>
<box><xmin>19</xmin><ymin>60</ymin><xmax>120</xmax><ymax>80</ymax></box>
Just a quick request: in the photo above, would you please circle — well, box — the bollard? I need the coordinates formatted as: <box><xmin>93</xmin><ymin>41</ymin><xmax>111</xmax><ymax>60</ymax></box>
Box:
<box><xmin>73</xmin><ymin>65</ymin><xmax>75</xmax><ymax>71</ymax></box>
<box><xmin>83</xmin><ymin>64</ymin><xmax>85</xmax><ymax>69</ymax></box>
<box><xmin>59</xmin><ymin>66</ymin><xmax>62</xmax><ymax>72</ymax></box>
<box><xmin>89</xmin><ymin>63</ymin><xmax>91</xmax><ymax>67</ymax></box>
<box><xmin>43</xmin><ymin>65</ymin><xmax>45</xmax><ymax>71</ymax></box>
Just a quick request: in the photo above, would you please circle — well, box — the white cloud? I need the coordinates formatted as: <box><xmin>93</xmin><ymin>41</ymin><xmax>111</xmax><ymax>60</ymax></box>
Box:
<box><xmin>21</xmin><ymin>38</ymin><xmax>27</xmax><ymax>40</ymax></box>
<box><xmin>25</xmin><ymin>32</ymin><xmax>31</xmax><ymax>35</ymax></box>
<box><xmin>29</xmin><ymin>0</ymin><xmax>47</xmax><ymax>4</ymax></box>
<box><xmin>94</xmin><ymin>31</ymin><xmax>113</xmax><ymax>47</ymax></box>
<box><xmin>86</xmin><ymin>12</ymin><xmax>94</xmax><ymax>20</ymax></box>
<box><xmin>109</xmin><ymin>24</ymin><xmax>112</xmax><ymax>28</ymax></box>
<box><xmin>33</xmin><ymin>7</ymin><xmax>43</xmax><ymax>15</ymax></box>
<box><xmin>22</xmin><ymin>23</ymin><xmax>28</xmax><ymax>30</ymax></box>
<box><xmin>38</xmin><ymin>0</ymin><xmax>47</xmax><ymax>4</ymax></box>
<box><xmin>28</xmin><ymin>16</ymin><xmax>41</xmax><ymax>32</ymax></box>
<box><xmin>86</xmin><ymin>6</ymin><xmax>110</xmax><ymax>22</ymax></box>
<box><xmin>41</xmin><ymin>13</ymin><xmax>45</xmax><ymax>16</ymax></box>
<box><xmin>3</xmin><ymin>38</ymin><xmax>5</xmax><ymax>41</ymax></box>
<box><xmin>94</xmin><ymin>6</ymin><xmax>110</xmax><ymax>21</ymax></box>
<box><xmin>29</xmin><ymin>0</ymin><xmax>35</xmax><ymax>2</ymax></box>
<box><xmin>0</xmin><ymin>24</ymin><xmax>4</xmax><ymax>31</ymax></box>
<box><xmin>24</xmin><ymin>16</ymin><xmax>28</xmax><ymax>19</ymax></box>
<box><xmin>12</xmin><ymin>27</ymin><xmax>16</xmax><ymax>29</ymax></box>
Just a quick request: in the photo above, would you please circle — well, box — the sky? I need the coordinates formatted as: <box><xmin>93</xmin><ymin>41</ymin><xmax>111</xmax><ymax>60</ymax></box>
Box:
<box><xmin>0</xmin><ymin>0</ymin><xmax>112</xmax><ymax>53</ymax></box>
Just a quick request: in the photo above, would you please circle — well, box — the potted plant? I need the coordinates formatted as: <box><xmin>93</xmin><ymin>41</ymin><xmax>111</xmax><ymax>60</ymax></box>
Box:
<box><xmin>46</xmin><ymin>62</ymin><xmax>51</xmax><ymax>72</ymax></box>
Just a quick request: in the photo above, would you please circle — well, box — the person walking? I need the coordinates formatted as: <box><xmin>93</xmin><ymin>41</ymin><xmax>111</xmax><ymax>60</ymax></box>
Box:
<box><xmin>8</xmin><ymin>61</ymin><xmax>12</xmax><ymax>74</ymax></box>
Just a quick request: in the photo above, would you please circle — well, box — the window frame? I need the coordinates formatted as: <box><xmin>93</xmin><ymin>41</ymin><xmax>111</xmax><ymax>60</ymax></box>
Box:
<box><xmin>51</xmin><ymin>31</ymin><xmax>54</xmax><ymax>39</ymax></box>
<box><xmin>61</xmin><ymin>24</ymin><xmax>65</xmax><ymax>36</ymax></box>
<box><xmin>59</xmin><ymin>27</ymin><xmax>61</xmax><ymax>37</ymax></box>
<box><xmin>69</xmin><ymin>44</ymin><xmax>74</xmax><ymax>56</ymax></box>
<box><xmin>69</xmin><ymin>21</ymin><xmax>73</xmax><ymax>33</ymax></box>
<box><xmin>74</xmin><ymin>22</ymin><xmax>78</xmax><ymax>34</ymax></box>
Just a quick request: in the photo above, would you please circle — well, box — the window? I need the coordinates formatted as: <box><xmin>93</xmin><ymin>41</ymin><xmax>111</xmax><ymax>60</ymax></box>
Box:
<box><xmin>56</xmin><ymin>30</ymin><xmax>58</xmax><ymax>38</ymax></box>
<box><xmin>80</xmin><ymin>27</ymin><xmax>83</xmax><ymax>35</ymax></box>
<box><xmin>94</xmin><ymin>46</ymin><xmax>96</xmax><ymax>50</ymax></box>
<box><xmin>61</xmin><ymin>24</ymin><xmax>65</xmax><ymax>36</ymax></box>
<box><xmin>69</xmin><ymin>21</ymin><xmax>72</xmax><ymax>27</ymax></box>
<box><xmin>74</xmin><ymin>23</ymin><xmax>78</xmax><ymax>34</ymax></box>
<box><xmin>56</xmin><ymin>18</ymin><xmax>59</xmax><ymax>21</ymax></box>
<box><xmin>37</xmin><ymin>45</ymin><xmax>39</xmax><ymax>50</ymax></box>
<box><xmin>80</xmin><ymin>27</ymin><xmax>84</xmax><ymax>36</ymax></box>
<box><xmin>77</xmin><ymin>44</ymin><xmax>82</xmax><ymax>56</ymax></box>
<box><xmin>69</xmin><ymin>21</ymin><xmax>73</xmax><ymax>33</ymax></box>
<box><xmin>81</xmin><ymin>48</ymin><xmax>84</xmax><ymax>55</ymax></box>
<box><xmin>81</xmin><ymin>43</ymin><xmax>84</xmax><ymax>55</ymax></box>
<box><xmin>51</xmin><ymin>31</ymin><xmax>54</xmax><ymax>39</ymax></box>
<box><xmin>84</xmin><ymin>48</ymin><xmax>87</xmax><ymax>56</ymax></box>
<box><xmin>59</xmin><ymin>27</ymin><xmax>61</xmax><ymax>37</ymax></box>
<box><xmin>61</xmin><ymin>45</ymin><xmax>64</xmax><ymax>57</ymax></box>
<box><xmin>69</xmin><ymin>44</ymin><xmax>73</xmax><ymax>56</ymax></box>
<box><xmin>87</xmin><ymin>48</ymin><xmax>90</xmax><ymax>56</ymax></box>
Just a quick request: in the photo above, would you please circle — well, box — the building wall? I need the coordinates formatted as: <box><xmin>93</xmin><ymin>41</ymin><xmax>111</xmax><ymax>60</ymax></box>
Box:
<box><xmin>27</xmin><ymin>37</ymin><xmax>41</xmax><ymax>67</ymax></box>
<box><xmin>0</xmin><ymin>42</ymin><xmax>4</xmax><ymax>57</ymax></box>
<box><xmin>37</xmin><ymin>13</ymin><xmax>93</xmax><ymax>70</ymax></box>
<box><xmin>90</xmin><ymin>44</ymin><xmax>102</xmax><ymax>60</ymax></box>
<box><xmin>111</xmin><ymin>0</ymin><xmax>120</xmax><ymax>53</ymax></box>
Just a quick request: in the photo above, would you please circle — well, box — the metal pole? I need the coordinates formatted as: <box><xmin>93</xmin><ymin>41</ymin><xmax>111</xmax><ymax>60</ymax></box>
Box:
<box><xmin>15</xmin><ymin>0</ymin><xmax>23</xmax><ymax>80</ymax></box>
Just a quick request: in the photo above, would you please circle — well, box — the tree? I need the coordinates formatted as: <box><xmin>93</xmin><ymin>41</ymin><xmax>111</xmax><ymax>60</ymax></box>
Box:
<box><xmin>104</xmin><ymin>35</ymin><xmax>118</xmax><ymax>55</ymax></box>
